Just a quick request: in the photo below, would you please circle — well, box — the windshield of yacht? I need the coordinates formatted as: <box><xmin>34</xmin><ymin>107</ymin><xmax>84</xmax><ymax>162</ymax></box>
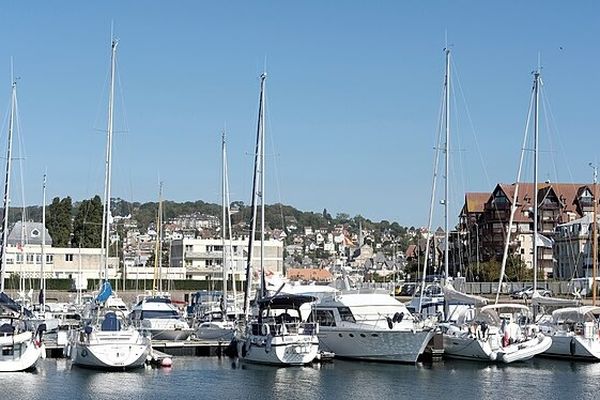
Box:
<box><xmin>338</xmin><ymin>307</ymin><xmax>356</xmax><ymax>323</ymax></box>
<box><xmin>262</xmin><ymin>308</ymin><xmax>301</xmax><ymax>322</ymax></box>
<box><xmin>141</xmin><ymin>310</ymin><xmax>180</xmax><ymax>319</ymax></box>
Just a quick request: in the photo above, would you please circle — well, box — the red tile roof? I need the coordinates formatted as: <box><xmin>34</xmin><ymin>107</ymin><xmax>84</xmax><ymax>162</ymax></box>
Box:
<box><xmin>464</xmin><ymin>192</ymin><xmax>490</xmax><ymax>214</ymax></box>
<box><xmin>492</xmin><ymin>182</ymin><xmax>591</xmax><ymax>222</ymax></box>
<box><xmin>287</xmin><ymin>268</ymin><xmax>333</xmax><ymax>282</ymax></box>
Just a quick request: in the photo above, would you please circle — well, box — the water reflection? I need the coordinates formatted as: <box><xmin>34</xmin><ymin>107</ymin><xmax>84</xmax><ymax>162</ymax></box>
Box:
<box><xmin>1</xmin><ymin>357</ymin><xmax>600</xmax><ymax>400</ymax></box>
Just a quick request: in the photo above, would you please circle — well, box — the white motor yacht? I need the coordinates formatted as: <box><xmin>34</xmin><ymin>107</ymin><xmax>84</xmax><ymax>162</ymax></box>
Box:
<box><xmin>538</xmin><ymin>306</ymin><xmax>600</xmax><ymax>360</ymax></box>
<box><xmin>195</xmin><ymin>307</ymin><xmax>244</xmax><ymax>341</ymax></box>
<box><xmin>130</xmin><ymin>295</ymin><xmax>193</xmax><ymax>341</ymax></box>
<box><xmin>314</xmin><ymin>290</ymin><xmax>435</xmax><ymax>363</ymax></box>
<box><xmin>237</xmin><ymin>294</ymin><xmax>319</xmax><ymax>366</ymax></box>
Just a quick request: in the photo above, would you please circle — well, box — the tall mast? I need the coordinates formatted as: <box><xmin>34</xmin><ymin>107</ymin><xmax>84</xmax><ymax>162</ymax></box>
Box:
<box><xmin>444</xmin><ymin>48</ymin><xmax>451</xmax><ymax>279</ymax></box>
<box><xmin>0</xmin><ymin>80</ymin><xmax>16</xmax><ymax>293</ymax></box>
<box><xmin>259</xmin><ymin>74</ymin><xmax>266</xmax><ymax>299</ymax></box>
<box><xmin>153</xmin><ymin>182</ymin><xmax>163</xmax><ymax>294</ymax></box>
<box><xmin>158</xmin><ymin>185</ymin><xmax>163</xmax><ymax>293</ymax></box>
<box><xmin>592</xmin><ymin>164</ymin><xmax>598</xmax><ymax>306</ymax></box>
<box><xmin>101</xmin><ymin>38</ymin><xmax>118</xmax><ymax>283</ymax></box>
<box><xmin>41</xmin><ymin>173</ymin><xmax>47</xmax><ymax>309</ymax></box>
<box><xmin>225</xmin><ymin>141</ymin><xmax>236</xmax><ymax>308</ymax></box>
<box><xmin>243</xmin><ymin>73</ymin><xmax>267</xmax><ymax>318</ymax></box>
<box><xmin>532</xmin><ymin>70</ymin><xmax>540</xmax><ymax>293</ymax></box>
<box><xmin>221</xmin><ymin>131</ymin><xmax>227</xmax><ymax>308</ymax></box>
<box><xmin>495</xmin><ymin>81</ymin><xmax>535</xmax><ymax>304</ymax></box>
<box><xmin>19</xmin><ymin>188</ymin><xmax>26</xmax><ymax>295</ymax></box>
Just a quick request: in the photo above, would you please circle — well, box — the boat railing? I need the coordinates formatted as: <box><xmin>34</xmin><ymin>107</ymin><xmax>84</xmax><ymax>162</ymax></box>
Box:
<box><xmin>250</xmin><ymin>321</ymin><xmax>318</xmax><ymax>337</ymax></box>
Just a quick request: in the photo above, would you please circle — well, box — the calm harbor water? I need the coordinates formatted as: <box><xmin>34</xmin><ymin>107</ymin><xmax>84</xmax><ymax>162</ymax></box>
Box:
<box><xmin>1</xmin><ymin>357</ymin><xmax>598</xmax><ymax>400</ymax></box>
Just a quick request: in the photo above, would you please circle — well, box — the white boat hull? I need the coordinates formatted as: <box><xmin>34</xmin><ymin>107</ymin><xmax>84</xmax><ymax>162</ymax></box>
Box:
<box><xmin>444</xmin><ymin>333</ymin><xmax>552</xmax><ymax>363</ymax></box>
<box><xmin>0</xmin><ymin>332</ymin><xmax>43</xmax><ymax>372</ymax></box>
<box><xmin>238</xmin><ymin>335</ymin><xmax>319</xmax><ymax>366</ymax></box>
<box><xmin>317</xmin><ymin>329</ymin><xmax>434</xmax><ymax>363</ymax></box>
<box><xmin>69</xmin><ymin>331</ymin><xmax>151</xmax><ymax>369</ymax></box>
<box><xmin>543</xmin><ymin>334</ymin><xmax>600</xmax><ymax>360</ymax></box>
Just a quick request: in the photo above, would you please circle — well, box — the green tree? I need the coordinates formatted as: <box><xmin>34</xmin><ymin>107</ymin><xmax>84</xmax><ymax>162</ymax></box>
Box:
<box><xmin>72</xmin><ymin>195</ymin><xmax>103</xmax><ymax>247</ymax></box>
<box><xmin>506</xmin><ymin>256</ymin><xmax>533</xmax><ymax>281</ymax></box>
<box><xmin>46</xmin><ymin>196</ymin><xmax>72</xmax><ymax>247</ymax></box>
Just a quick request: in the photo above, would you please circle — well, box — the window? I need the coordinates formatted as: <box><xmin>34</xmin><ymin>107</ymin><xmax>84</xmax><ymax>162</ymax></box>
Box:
<box><xmin>46</xmin><ymin>254</ymin><xmax>53</xmax><ymax>263</ymax></box>
<box><xmin>30</xmin><ymin>229</ymin><xmax>40</xmax><ymax>238</ymax></box>
<box><xmin>26</xmin><ymin>254</ymin><xmax>34</xmax><ymax>263</ymax></box>
<box><xmin>312</xmin><ymin>309</ymin><xmax>336</xmax><ymax>327</ymax></box>
<box><xmin>65</xmin><ymin>254</ymin><xmax>74</xmax><ymax>262</ymax></box>
<box><xmin>337</xmin><ymin>307</ymin><xmax>356</xmax><ymax>323</ymax></box>
<box><xmin>185</xmin><ymin>245</ymin><xmax>193</xmax><ymax>252</ymax></box>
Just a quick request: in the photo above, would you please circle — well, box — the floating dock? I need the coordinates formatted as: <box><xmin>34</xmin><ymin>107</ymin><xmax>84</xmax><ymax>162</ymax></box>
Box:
<box><xmin>43</xmin><ymin>336</ymin><xmax>228</xmax><ymax>359</ymax></box>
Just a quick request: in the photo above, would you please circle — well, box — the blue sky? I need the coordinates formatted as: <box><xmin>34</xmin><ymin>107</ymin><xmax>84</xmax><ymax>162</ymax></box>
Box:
<box><xmin>0</xmin><ymin>1</ymin><xmax>598</xmax><ymax>228</ymax></box>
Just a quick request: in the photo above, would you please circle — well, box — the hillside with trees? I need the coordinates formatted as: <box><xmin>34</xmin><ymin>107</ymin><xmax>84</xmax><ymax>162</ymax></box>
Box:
<box><xmin>0</xmin><ymin>197</ymin><xmax>417</xmax><ymax>253</ymax></box>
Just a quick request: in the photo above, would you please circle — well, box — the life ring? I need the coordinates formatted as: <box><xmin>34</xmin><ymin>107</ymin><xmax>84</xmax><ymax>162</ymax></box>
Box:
<box><xmin>261</xmin><ymin>324</ymin><xmax>270</xmax><ymax>336</ymax></box>
<box><xmin>81</xmin><ymin>349</ymin><xmax>88</xmax><ymax>358</ymax></box>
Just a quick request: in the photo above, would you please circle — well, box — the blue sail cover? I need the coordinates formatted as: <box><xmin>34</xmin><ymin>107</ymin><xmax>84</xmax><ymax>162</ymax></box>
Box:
<box><xmin>0</xmin><ymin>292</ymin><xmax>33</xmax><ymax>317</ymax></box>
<box><xmin>96</xmin><ymin>281</ymin><xmax>113</xmax><ymax>303</ymax></box>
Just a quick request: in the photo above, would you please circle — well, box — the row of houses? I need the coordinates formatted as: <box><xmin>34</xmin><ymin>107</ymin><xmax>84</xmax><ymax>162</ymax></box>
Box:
<box><xmin>457</xmin><ymin>182</ymin><xmax>599</xmax><ymax>279</ymax></box>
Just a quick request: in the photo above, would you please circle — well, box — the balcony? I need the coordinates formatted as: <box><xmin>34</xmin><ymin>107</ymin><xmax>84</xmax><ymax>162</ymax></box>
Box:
<box><xmin>185</xmin><ymin>251</ymin><xmax>222</xmax><ymax>259</ymax></box>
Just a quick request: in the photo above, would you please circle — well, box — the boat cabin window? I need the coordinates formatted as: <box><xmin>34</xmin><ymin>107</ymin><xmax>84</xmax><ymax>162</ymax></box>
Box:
<box><xmin>337</xmin><ymin>307</ymin><xmax>356</xmax><ymax>323</ymax></box>
<box><xmin>2</xmin><ymin>345</ymin><xmax>14</xmax><ymax>356</ymax></box>
<box><xmin>312</xmin><ymin>309</ymin><xmax>336</xmax><ymax>327</ymax></box>
<box><xmin>141</xmin><ymin>310</ymin><xmax>179</xmax><ymax>319</ymax></box>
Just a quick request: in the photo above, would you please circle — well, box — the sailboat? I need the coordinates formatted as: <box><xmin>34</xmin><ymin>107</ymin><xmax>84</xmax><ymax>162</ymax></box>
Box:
<box><xmin>68</xmin><ymin>37</ymin><xmax>151</xmax><ymax>369</ymax></box>
<box><xmin>235</xmin><ymin>73</ymin><xmax>319</xmax><ymax>365</ymax></box>
<box><xmin>407</xmin><ymin>46</ymin><xmax>451</xmax><ymax>319</ymax></box>
<box><xmin>509</xmin><ymin>72</ymin><xmax>600</xmax><ymax>360</ymax></box>
<box><xmin>195</xmin><ymin>131</ymin><xmax>243</xmax><ymax>341</ymax></box>
<box><xmin>436</xmin><ymin>54</ymin><xmax>551</xmax><ymax>363</ymax></box>
<box><xmin>0</xmin><ymin>78</ymin><xmax>45</xmax><ymax>372</ymax></box>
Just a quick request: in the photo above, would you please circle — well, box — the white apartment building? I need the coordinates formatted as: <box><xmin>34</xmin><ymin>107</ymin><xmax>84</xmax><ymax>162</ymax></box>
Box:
<box><xmin>3</xmin><ymin>222</ymin><xmax>118</xmax><ymax>280</ymax></box>
<box><xmin>554</xmin><ymin>213</ymin><xmax>598</xmax><ymax>280</ymax></box>
<box><xmin>5</xmin><ymin>245</ymin><xmax>119</xmax><ymax>280</ymax></box>
<box><xmin>123</xmin><ymin>253</ymin><xmax>185</xmax><ymax>281</ymax></box>
<box><xmin>169</xmin><ymin>237</ymin><xmax>284</xmax><ymax>281</ymax></box>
